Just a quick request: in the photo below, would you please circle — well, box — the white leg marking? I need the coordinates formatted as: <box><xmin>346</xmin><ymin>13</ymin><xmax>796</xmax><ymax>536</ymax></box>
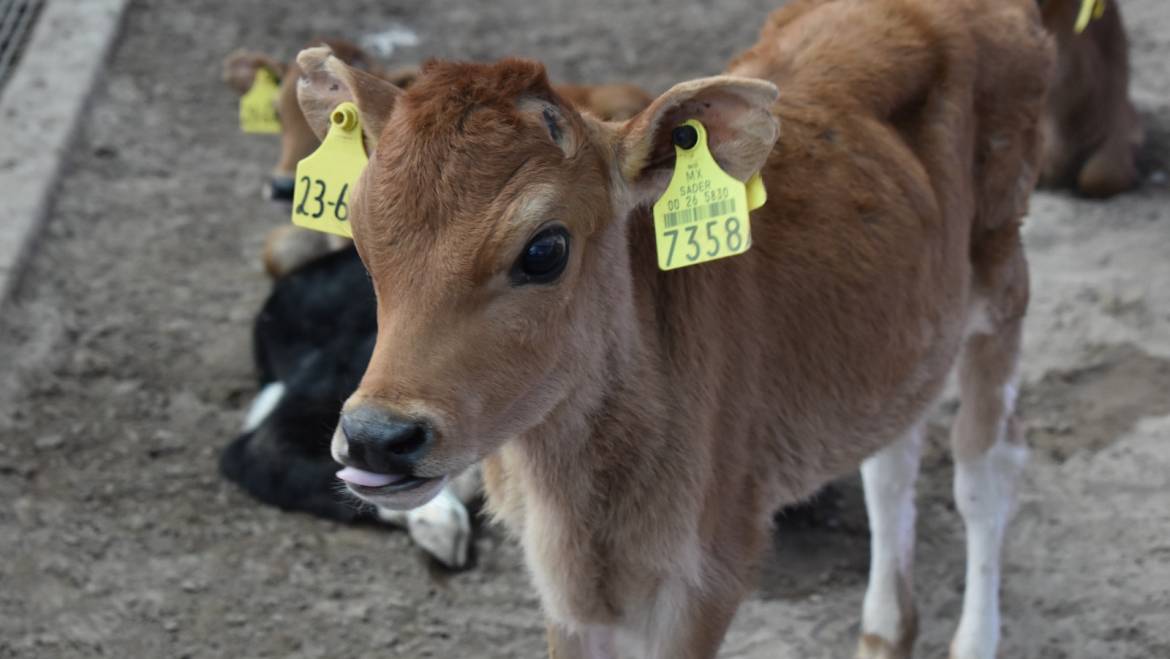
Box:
<box><xmin>582</xmin><ymin>625</ymin><xmax>618</xmax><ymax>659</ymax></box>
<box><xmin>951</xmin><ymin>383</ymin><xmax>1027</xmax><ymax>659</ymax></box>
<box><xmin>860</xmin><ymin>425</ymin><xmax>923</xmax><ymax>646</ymax></box>
<box><xmin>241</xmin><ymin>382</ymin><xmax>286</xmax><ymax>432</ymax></box>
<box><xmin>614</xmin><ymin>575</ymin><xmax>689</xmax><ymax>659</ymax></box>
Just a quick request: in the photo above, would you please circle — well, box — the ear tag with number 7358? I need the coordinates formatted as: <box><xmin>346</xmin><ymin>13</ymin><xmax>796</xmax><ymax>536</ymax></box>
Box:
<box><xmin>290</xmin><ymin>102</ymin><xmax>367</xmax><ymax>238</ymax></box>
<box><xmin>239</xmin><ymin>68</ymin><xmax>282</xmax><ymax>134</ymax></box>
<box><xmin>652</xmin><ymin>119</ymin><xmax>766</xmax><ymax>271</ymax></box>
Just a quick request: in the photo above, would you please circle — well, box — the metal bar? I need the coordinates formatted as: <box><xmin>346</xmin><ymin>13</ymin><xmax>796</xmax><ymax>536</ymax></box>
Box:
<box><xmin>0</xmin><ymin>0</ymin><xmax>45</xmax><ymax>90</ymax></box>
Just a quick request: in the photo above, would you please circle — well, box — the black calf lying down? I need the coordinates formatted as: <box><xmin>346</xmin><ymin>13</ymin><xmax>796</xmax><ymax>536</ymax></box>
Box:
<box><xmin>220</xmin><ymin>247</ymin><xmax>479</xmax><ymax>567</ymax></box>
<box><xmin>221</xmin><ymin>247</ymin><xmax>376</xmax><ymax>521</ymax></box>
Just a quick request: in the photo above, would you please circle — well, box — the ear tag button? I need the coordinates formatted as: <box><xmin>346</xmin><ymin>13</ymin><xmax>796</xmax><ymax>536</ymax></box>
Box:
<box><xmin>239</xmin><ymin>68</ymin><xmax>282</xmax><ymax>134</ymax></box>
<box><xmin>652</xmin><ymin>119</ymin><xmax>765</xmax><ymax>271</ymax></box>
<box><xmin>290</xmin><ymin>102</ymin><xmax>367</xmax><ymax>238</ymax></box>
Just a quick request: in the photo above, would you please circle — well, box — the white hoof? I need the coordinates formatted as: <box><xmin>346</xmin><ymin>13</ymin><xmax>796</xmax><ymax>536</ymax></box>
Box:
<box><xmin>405</xmin><ymin>487</ymin><xmax>471</xmax><ymax>569</ymax></box>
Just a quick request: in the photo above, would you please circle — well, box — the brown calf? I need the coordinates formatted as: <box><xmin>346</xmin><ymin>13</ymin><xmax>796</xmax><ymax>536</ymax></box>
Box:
<box><xmin>1039</xmin><ymin>0</ymin><xmax>1143</xmax><ymax>197</ymax></box>
<box><xmin>297</xmin><ymin>0</ymin><xmax>1052</xmax><ymax>657</ymax></box>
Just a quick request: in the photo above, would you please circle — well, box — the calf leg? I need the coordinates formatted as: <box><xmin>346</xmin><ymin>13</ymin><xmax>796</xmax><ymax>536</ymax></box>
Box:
<box><xmin>547</xmin><ymin>576</ymin><xmax>744</xmax><ymax>659</ymax></box>
<box><xmin>948</xmin><ymin>318</ymin><xmax>1027</xmax><ymax>659</ymax></box>
<box><xmin>1076</xmin><ymin>132</ymin><xmax>1139</xmax><ymax>198</ymax></box>
<box><xmin>857</xmin><ymin>425</ymin><xmax>923</xmax><ymax>659</ymax></box>
<box><xmin>547</xmin><ymin>624</ymin><xmax>615</xmax><ymax>659</ymax></box>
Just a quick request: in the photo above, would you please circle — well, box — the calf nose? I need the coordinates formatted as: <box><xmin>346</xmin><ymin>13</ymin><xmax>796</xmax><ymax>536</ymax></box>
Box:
<box><xmin>266</xmin><ymin>175</ymin><xmax>296</xmax><ymax>202</ymax></box>
<box><xmin>340</xmin><ymin>406</ymin><xmax>432</xmax><ymax>475</ymax></box>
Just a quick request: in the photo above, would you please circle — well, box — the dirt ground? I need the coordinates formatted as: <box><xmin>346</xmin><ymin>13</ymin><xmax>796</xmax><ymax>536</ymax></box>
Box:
<box><xmin>1</xmin><ymin>0</ymin><xmax>1168</xmax><ymax>657</ymax></box>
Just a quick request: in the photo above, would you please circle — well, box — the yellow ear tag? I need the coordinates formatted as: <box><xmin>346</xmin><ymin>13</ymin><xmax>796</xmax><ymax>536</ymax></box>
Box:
<box><xmin>290</xmin><ymin>102</ymin><xmax>367</xmax><ymax>238</ymax></box>
<box><xmin>239</xmin><ymin>68</ymin><xmax>282</xmax><ymax>134</ymax></box>
<box><xmin>652</xmin><ymin>119</ymin><xmax>764</xmax><ymax>270</ymax></box>
<box><xmin>746</xmin><ymin>171</ymin><xmax>767</xmax><ymax>212</ymax></box>
<box><xmin>1075</xmin><ymin>0</ymin><xmax>1107</xmax><ymax>34</ymax></box>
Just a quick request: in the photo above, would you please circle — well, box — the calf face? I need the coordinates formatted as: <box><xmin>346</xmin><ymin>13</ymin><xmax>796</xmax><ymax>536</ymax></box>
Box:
<box><xmin>296</xmin><ymin>48</ymin><xmax>776</xmax><ymax>510</ymax></box>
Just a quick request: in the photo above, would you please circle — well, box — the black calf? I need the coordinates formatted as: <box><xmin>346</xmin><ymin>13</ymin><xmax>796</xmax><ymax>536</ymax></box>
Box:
<box><xmin>220</xmin><ymin>247</ymin><xmax>377</xmax><ymax>522</ymax></box>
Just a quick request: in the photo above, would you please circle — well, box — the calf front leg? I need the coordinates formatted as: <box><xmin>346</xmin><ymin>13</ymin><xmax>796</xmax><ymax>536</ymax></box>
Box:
<box><xmin>857</xmin><ymin>425</ymin><xmax>923</xmax><ymax>659</ymax></box>
<box><xmin>949</xmin><ymin>319</ymin><xmax>1027</xmax><ymax>659</ymax></box>
<box><xmin>546</xmin><ymin>578</ymin><xmax>744</xmax><ymax>659</ymax></box>
<box><xmin>547</xmin><ymin>624</ymin><xmax>615</xmax><ymax>659</ymax></box>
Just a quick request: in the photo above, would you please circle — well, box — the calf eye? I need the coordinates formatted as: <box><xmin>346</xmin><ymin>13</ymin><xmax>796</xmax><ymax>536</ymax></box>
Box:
<box><xmin>511</xmin><ymin>225</ymin><xmax>570</xmax><ymax>285</ymax></box>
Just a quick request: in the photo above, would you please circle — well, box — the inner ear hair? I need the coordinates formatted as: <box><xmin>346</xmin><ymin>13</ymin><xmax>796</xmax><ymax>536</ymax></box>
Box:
<box><xmin>296</xmin><ymin>45</ymin><xmax>402</xmax><ymax>145</ymax></box>
<box><xmin>621</xmin><ymin>76</ymin><xmax>778</xmax><ymax>185</ymax></box>
<box><xmin>541</xmin><ymin>106</ymin><xmax>563</xmax><ymax>144</ymax></box>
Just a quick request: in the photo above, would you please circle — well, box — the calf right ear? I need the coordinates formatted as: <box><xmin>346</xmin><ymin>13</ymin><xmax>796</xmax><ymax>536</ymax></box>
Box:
<box><xmin>616</xmin><ymin>76</ymin><xmax>779</xmax><ymax>207</ymax></box>
<box><xmin>295</xmin><ymin>46</ymin><xmax>403</xmax><ymax>150</ymax></box>
<box><xmin>222</xmin><ymin>49</ymin><xmax>284</xmax><ymax>95</ymax></box>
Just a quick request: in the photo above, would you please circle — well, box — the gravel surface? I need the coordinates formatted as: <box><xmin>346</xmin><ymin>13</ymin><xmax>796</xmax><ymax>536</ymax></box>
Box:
<box><xmin>1</xmin><ymin>1</ymin><xmax>1168</xmax><ymax>657</ymax></box>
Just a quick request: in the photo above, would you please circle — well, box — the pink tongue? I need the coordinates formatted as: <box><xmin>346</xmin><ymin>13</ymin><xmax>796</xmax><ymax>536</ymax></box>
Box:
<box><xmin>336</xmin><ymin>467</ymin><xmax>401</xmax><ymax>488</ymax></box>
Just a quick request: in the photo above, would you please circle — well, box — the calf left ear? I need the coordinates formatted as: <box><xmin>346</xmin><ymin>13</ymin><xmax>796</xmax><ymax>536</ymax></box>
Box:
<box><xmin>617</xmin><ymin>76</ymin><xmax>779</xmax><ymax>205</ymax></box>
<box><xmin>295</xmin><ymin>46</ymin><xmax>403</xmax><ymax>151</ymax></box>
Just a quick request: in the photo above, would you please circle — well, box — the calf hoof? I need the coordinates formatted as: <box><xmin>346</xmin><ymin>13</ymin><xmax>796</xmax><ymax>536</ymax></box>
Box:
<box><xmin>856</xmin><ymin>633</ymin><xmax>913</xmax><ymax>659</ymax></box>
<box><xmin>406</xmin><ymin>487</ymin><xmax>472</xmax><ymax>569</ymax></box>
<box><xmin>948</xmin><ymin>643</ymin><xmax>998</xmax><ymax>659</ymax></box>
<box><xmin>948</xmin><ymin>623</ymin><xmax>999</xmax><ymax>659</ymax></box>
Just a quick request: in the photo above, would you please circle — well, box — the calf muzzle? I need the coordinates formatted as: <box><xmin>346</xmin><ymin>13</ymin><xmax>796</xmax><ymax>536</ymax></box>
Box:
<box><xmin>339</xmin><ymin>406</ymin><xmax>433</xmax><ymax>476</ymax></box>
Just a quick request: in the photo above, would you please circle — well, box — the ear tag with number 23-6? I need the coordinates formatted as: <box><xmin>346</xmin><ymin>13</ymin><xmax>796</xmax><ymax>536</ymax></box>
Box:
<box><xmin>652</xmin><ymin>119</ymin><xmax>766</xmax><ymax>271</ymax></box>
<box><xmin>239</xmin><ymin>68</ymin><xmax>282</xmax><ymax>134</ymax></box>
<box><xmin>290</xmin><ymin>102</ymin><xmax>367</xmax><ymax>238</ymax></box>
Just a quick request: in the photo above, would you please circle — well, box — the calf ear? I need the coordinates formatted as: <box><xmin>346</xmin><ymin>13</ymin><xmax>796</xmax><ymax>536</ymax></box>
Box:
<box><xmin>222</xmin><ymin>49</ymin><xmax>284</xmax><ymax>95</ymax></box>
<box><xmin>617</xmin><ymin>76</ymin><xmax>779</xmax><ymax>205</ymax></box>
<box><xmin>295</xmin><ymin>46</ymin><xmax>403</xmax><ymax>150</ymax></box>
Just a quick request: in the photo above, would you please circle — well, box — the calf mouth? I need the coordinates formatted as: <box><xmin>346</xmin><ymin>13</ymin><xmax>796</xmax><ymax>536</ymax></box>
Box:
<box><xmin>265</xmin><ymin>175</ymin><xmax>296</xmax><ymax>202</ymax></box>
<box><xmin>337</xmin><ymin>466</ymin><xmax>449</xmax><ymax>511</ymax></box>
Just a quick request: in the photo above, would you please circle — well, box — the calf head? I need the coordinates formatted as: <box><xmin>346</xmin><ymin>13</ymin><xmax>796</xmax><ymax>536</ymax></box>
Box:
<box><xmin>296</xmin><ymin>46</ymin><xmax>778</xmax><ymax>510</ymax></box>
<box><xmin>224</xmin><ymin>40</ymin><xmax>417</xmax><ymax>201</ymax></box>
